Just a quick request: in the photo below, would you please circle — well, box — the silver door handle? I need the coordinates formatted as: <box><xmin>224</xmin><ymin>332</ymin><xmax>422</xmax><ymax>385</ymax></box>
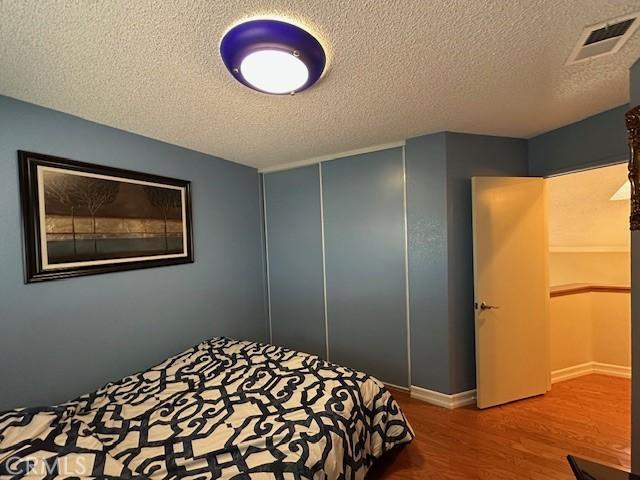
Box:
<box><xmin>477</xmin><ymin>302</ymin><xmax>500</xmax><ymax>310</ymax></box>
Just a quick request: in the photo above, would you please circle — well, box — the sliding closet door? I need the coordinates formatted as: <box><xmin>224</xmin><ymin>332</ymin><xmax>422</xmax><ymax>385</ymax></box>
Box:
<box><xmin>263</xmin><ymin>166</ymin><xmax>327</xmax><ymax>358</ymax></box>
<box><xmin>322</xmin><ymin>148</ymin><xmax>408</xmax><ymax>386</ymax></box>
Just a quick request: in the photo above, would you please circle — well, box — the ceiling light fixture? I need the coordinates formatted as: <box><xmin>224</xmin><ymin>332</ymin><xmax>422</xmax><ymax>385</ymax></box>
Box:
<box><xmin>220</xmin><ymin>19</ymin><xmax>326</xmax><ymax>95</ymax></box>
<box><xmin>611</xmin><ymin>180</ymin><xmax>630</xmax><ymax>201</ymax></box>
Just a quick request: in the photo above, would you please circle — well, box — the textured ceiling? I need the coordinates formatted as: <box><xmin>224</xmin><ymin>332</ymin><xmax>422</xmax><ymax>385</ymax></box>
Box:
<box><xmin>1</xmin><ymin>1</ymin><xmax>640</xmax><ymax>169</ymax></box>
<box><xmin>547</xmin><ymin>163</ymin><xmax>630</xmax><ymax>250</ymax></box>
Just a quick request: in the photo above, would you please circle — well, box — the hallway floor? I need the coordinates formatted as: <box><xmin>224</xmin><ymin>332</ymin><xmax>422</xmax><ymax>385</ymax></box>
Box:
<box><xmin>369</xmin><ymin>374</ymin><xmax>631</xmax><ymax>479</ymax></box>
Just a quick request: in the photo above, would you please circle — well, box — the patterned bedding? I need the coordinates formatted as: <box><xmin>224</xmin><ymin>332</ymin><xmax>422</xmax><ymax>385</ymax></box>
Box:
<box><xmin>0</xmin><ymin>337</ymin><xmax>414</xmax><ymax>479</ymax></box>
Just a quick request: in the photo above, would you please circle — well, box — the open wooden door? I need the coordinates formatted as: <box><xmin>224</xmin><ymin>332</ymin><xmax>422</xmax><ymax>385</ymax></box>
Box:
<box><xmin>472</xmin><ymin>177</ymin><xmax>550</xmax><ymax>409</ymax></box>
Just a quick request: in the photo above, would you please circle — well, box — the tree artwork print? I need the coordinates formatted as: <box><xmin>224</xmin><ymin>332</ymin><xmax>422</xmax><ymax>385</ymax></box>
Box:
<box><xmin>19</xmin><ymin>151</ymin><xmax>193</xmax><ymax>282</ymax></box>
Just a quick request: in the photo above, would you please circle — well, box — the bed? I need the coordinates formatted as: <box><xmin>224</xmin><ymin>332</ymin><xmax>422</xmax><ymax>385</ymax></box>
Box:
<box><xmin>0</xmin><ymin>337</ymin><xmax>414</xmax><ymax>479</ymax></box>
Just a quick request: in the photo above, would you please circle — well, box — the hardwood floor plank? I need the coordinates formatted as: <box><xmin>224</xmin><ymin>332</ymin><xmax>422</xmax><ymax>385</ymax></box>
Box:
<box><xmin>369</xmin><ymin>374</ymin><xmax>630</xmax><ymax>479</ymax></box>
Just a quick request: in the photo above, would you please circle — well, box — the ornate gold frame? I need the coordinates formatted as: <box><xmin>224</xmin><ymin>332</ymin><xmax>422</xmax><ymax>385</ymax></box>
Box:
<box><xmin>626</xmin><ymin>105</ymin><xmax>640</xmax><ymax>231</ymax></box>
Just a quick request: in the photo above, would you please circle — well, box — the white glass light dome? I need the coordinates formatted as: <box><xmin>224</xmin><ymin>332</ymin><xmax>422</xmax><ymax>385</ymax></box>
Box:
<box><xmin>239</xmin><ymin>50</ymin><xmax>310</xmax><ymax>94</ymax></box>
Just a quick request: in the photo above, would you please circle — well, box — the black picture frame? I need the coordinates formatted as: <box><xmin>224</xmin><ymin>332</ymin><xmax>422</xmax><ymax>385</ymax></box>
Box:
<box><xmin>18</xmin><ymin>151</ymin><xmax>194</xmax><ymax>283</ymax></box>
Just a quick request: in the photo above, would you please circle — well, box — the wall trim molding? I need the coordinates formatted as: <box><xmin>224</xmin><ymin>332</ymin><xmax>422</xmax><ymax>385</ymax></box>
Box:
<box><xmin>551</xmin><ymin>362</ymin><xmax>593</xmax><ymax>383</ymax></box>
<box><xmin>384</xmin><ymin>382</ymin><xmax>410</xmax><ymax>392</ymax></box>
<box><xmin>259</xmin><ymin>141</ymin><xmax>406</xmax><ymax>173</ymax></box>
<box><xmin>410</xmin><ymin>385</ymin><xmax>477</xmax><ymax>409</ymax></box>
<box><xmin>551</xmin><ymin>362</ymin><xmax>631</xmax><ymax>384</ymax></box>
<box><xmin>550</xmin><ymin>283</ymin><xmax>630</xmax><ymax>297</ymax></box>
<box><xmin>408</xmin><ymin>361</ymin><xmax>630</xmax><ymax>407</ymax></box>
<box><xmin>592</xmin><ymin>362</ymin><xmax>632</xmax><ymax>378</ymax></box>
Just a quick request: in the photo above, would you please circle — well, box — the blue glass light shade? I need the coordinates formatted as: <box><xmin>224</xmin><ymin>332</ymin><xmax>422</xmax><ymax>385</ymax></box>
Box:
<box><xmin>220</xmin><ymin>19</ymin><xmax>326</xmax><ymax>95</ymax></box>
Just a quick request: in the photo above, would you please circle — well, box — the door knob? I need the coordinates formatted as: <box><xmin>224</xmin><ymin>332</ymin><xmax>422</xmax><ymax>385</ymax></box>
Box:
<box><xmin>477</xmin><ymin>302</ymin><xmax>499</xmax><ymax>311</ymax></box>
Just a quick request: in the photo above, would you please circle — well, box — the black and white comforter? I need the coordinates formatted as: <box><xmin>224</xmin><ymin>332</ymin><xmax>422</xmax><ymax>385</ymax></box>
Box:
<box><xmin>0</xmin><ymin>337</ymin><xmax>413</xmax><ymax>479</ymax></box>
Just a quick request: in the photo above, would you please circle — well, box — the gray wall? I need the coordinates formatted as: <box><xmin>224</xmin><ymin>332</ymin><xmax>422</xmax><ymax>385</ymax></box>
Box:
<box><xmin>263</xmin><ymin>166</ymin><xmax>326</xmax><ymax>358</ymax></box>
<box><xmin>0</xmin><ymin>95</ymin><xmax>266</xmax><ymax>411</ymax></box>
<box><xmin>631</xmin><ymin>57</ymin><xmax>640</xmax><ymax>473</ymax></box>
<box><xmin>528</xmin><ymin>105</ymin><xmax>628</xmax><ymax>177</ymax></box>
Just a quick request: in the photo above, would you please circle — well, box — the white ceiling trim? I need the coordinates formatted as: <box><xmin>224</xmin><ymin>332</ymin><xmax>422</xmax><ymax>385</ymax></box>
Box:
<box><xmin>259</xmin><ymin>140</ymin><xmax>406</xmax><ymax>173</ymax></box>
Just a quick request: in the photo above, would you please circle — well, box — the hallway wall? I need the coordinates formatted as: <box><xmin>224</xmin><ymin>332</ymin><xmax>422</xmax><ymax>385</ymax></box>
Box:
<box><xmin>549</xmin><ymin>252</ymin><xmax>630</xmax><ymax>286</ymax></box>
<box><xmin>550</xmin><ymin>290</ymin><xmax>630</xmax><ymax>374</ymax></box>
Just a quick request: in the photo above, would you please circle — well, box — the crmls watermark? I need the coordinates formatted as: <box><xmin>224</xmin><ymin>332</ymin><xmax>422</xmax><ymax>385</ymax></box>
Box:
<box><xmin>3</xmin><ymin>455</ymin><xmax>89</xmax><ymax>476</ymax></box>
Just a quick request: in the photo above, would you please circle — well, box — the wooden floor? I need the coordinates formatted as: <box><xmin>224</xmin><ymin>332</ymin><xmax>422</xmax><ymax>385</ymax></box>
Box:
<box><xmin>368</xmin><ymin>374</ymin><xmax>630</xmax><ymax>479</ymax></box>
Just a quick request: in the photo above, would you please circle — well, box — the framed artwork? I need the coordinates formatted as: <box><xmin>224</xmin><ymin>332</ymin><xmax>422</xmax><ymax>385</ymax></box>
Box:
<box><xmin>19</xmin><ymin>151</ymin><xmax>194</xmax><ymax>283</ymax></box>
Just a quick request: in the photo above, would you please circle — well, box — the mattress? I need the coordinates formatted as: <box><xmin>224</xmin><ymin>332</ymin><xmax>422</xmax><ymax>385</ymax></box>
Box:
<box><xmin>0</xmin><ymin>337</ymin><xmax>413</xmax><ymax>479</ymax></box>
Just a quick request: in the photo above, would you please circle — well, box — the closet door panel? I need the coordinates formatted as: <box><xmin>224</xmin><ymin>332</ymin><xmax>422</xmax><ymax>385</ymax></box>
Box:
<box><xmin>322</xmin><ymin>148</ymin><xmax>408</xmax><ymax>386</ymax></box>
<box><xmin>264</xmin><ymin>166</ymin><xmax>326</xmax><ymax>357</ymax></box>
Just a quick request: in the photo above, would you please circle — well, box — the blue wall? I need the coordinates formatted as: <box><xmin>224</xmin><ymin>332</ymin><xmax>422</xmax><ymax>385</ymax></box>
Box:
<box><xmin>263</xmin><ymin>166</ymin><xmax>326</xmax><ymax>358</ymax></box>
<box><xmin>528</xmin><ymin>105</ymin><xmax>628</xmax><ymax>177</ymax></box>
<box><xmin>405</xmin><ymin>133</ymin><xmax>450</xmax><ymax>392</ymax></box>
<box><xmin>385</xmin><ymin>114</ymin><xmax>625</xmax><ymax>394</ymax></box>
<box><xmin>0</xmin><ymin>96</ymin><xmax>266</xmax><ymax>411</ymax></box>
<box><xmin>406</xmin><ymin>133</ymin><xmax>528</xmax><ymax>394</ymax></box>
<box><xmin>446</xmin><ymin>133</ymin><xmax>529</xmax><ymax>393</ymax></box>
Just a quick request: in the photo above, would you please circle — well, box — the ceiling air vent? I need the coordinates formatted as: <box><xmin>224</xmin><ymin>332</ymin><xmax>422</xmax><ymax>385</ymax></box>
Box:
<box><xmin>567</xmin><ymin>13</ymin><xmax>640</xmax><ymax>65</ymax></box>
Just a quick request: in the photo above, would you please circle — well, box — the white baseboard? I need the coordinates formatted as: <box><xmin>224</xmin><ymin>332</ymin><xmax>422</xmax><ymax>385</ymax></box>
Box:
<box><xmin>410</xmin><ymin>362</ymin><xmax>631</xmax><ymax>409</ymax></box>
<box><xmin>409</xmin><ymin>363</ymin><xmax>629</xmax><ymax>408</ymax></box>
<box><xmin>410</xmin><ymin>385</ymin><xmax>477</xmax><ymax>409</ymax></box>
<box><xmin>384</xmin><ymin>382</ymin><xmax>410</xmax><ymax>392</ymax></box>
<box><xmin>592</xmin><ymin>362</ymin><xmax>632</xmax><ymax>378</ymax></box>
<box><xmin>551</xmin><ymin>362</ymin><xmax>631</xmax><ymax>384</ymax></box>
<box><xmin>551</xmin><ymin>362</ymin><xmax>594</xmax><ymax>383</ymax></box>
